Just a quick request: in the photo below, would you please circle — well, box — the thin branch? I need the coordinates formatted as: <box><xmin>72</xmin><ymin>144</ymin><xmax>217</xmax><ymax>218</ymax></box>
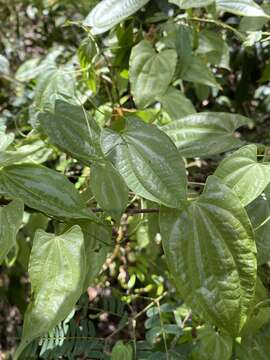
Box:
<box><xmin>92</xmin><ymin>207</ymin><xmax>160</xmax><ymax>214</ymax></box>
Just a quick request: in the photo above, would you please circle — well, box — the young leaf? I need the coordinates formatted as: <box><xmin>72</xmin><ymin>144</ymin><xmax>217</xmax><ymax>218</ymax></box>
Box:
<box><xmin>162</xmin><ymin>112</ymin><xmax>251</xmax><ymax>158</ymax></box>
<box><xmin>0</xmin><ymin>164</ymin><xmax>98</xmax><ymax>222</ymax></box>
<box><xmin>214</xmin><ymin>144</ymin><xmax>270</xmax><ymax>206</ymax></box>
<box><xmin>160</xmin><ymin>176</ymin><xmax>257</xmax><ymax>336</ymax></box>
<box><xmin>216</xmin><ymin>0</ymin><xmax>268</xmax><ymax>17</ymax></box>
<box><xmin>101</xmin><ymin>117</ymin><xmax>187</xmax><ymax>208</ymax></box>
<box><xmin>112</xmin><ymin>341</ymin><xmax>133</xmax><ymax>360</ymax></box>
<box><xmin>39</xmin><ymin>100</ymin><xmax>103</xmax><ymax>164</ymax></box>
<box><xmin>192</xmin><ymin>326</ymin><xmax>233</xmax><ymax>360</ymax></box>
<box><xmin>91</xmin><ymin>160</ymin><xmax>129</xmax><ymax>222</ymax></box>
<box><xmin>156</xmin><ymin>86</ymin><xmax>196</xmax><ymax>120</ymax></box>
<box><xmin>0</xmin><ymin>199</ymin><xmax>24</xmax><ymax>264</ymax></box>
<box><xmin>129</xmin><ymin>41</ymin><xmax>177</xmax><ymax>108</ymax></box>
<box><xmin>84</xmin><ymin>0</ymin><xmax>150</xmax><ymax>34</ymax></box>
<box><xmin>14</xmin><ymin>226</ymin><xmax>86</xmax><ymax>359</ymax></box>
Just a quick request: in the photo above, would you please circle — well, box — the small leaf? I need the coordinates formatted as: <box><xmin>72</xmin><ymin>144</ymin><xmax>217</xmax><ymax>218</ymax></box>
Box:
<box><xmin>162</xmin><ymin>112</ymin><xmax>251</xmax><ymax>158</ymax></box>
<box><xmin>101</xmin><ymin>117</ymin><xmax>187</xmax><ymax>208</ymax></box>
<box><xmin>216</xmin><ymin>0</ymin><xmax>268</xmax><ymax>17</ymax></box>
<box><xmin>129</xmin><ymin>40</ymin><xmax>177</xmax><ymax>108</ymax></box>
<box><xmin>14</xmin><ymin>226</ymin><xmax>86</xmax><ymax>359</ymax></box>
<box><xmin>0</xmin><ymin>164</ymin><xmax>98</xmax><ymax>222</ymax></box>
<box><xmin>0</xmin><ymin>125</ymin><xmax>14</xmax><ymax>151</ymax></box>
<box><xmin>214</xmin><ymin>145</ymin><xmax>270</xmax><ymax>206</ymax></box>
<box><xmin>39</xmin><ymin>100</ymin><xmax>103</xmax><ymax>164</ymax></box>
<box><xmin>160</xmin><ymin>176</ymin><xmax>257</xmax><ymax>335</ymax></box>
<box><xmin>0</xmin><ymin>199</ymin><xmax>24</xmax><ymax>264</ymax></box>
<box><xmin>84</xmin><ymin>0</ymin><xmax>150</xmax><ymax>34</ymax></box>
<box><xmin>112</xmin><ymin>341</ymin><xmax>133</xmax><ymax>360</ymax></box>
<box><xmin>156</xmin><ymin>86</ymin><xmax>196</xmax><ymax>120</ymax></box>
<box><xmin>91</xmin><ymin>160</ymin><xmax>129</xmax><ymax>221</ymax></box>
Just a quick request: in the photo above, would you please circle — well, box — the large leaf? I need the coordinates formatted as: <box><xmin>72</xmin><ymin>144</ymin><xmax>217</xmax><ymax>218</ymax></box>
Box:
<box><xmin>247</xmin><ymin>187</ymin><xmax>270</xmax><ymax>265</ymax></box>
<box><xmin>84</xmin><ymin>0</ymin><xmax>150</xmax><ymax>34</ymax></box>
<box><xmin>192</xmin><ymin>326</ymin><xmax>233</xmax><ymax>360</ymax></box>
<box><xmin>169</xmin><ymin>0</ymin><xmax>214</xmax><ymax>9</ymax></box>
<box><xmin>160</xmin><ymin>176</ymin><xmax>257</xmax><ymax>335</ymax></box>
<box><xmin>129</xmin><ymin>40</ymin><xmax>177</xmax><ymax>108</ymax></box>
<box><xmin>214</xmin><ymin>145</ymin><xmax>270</xmax><ymax>206</ymax></box>
<box><xmin>91</xmin><ymin>160</ymin><xmax>129</xmax><ymax>221</ymax></box>
<box><xmin>39</xmin><ymin>100</ymin><xmax>103</xmax><ymax>163</ymax></box>
<box><xmin>0</xmin><ymin>199</ymin><xmax>24</xmax><ymax>264</ymax></box>
<box><xmin>0</xmin><ymin>164</ymin><xmax>98</xmax><ymax>221</ymax></box>
<box><xmin>14</xmin><ymin>226</ymin><xmax>86</xmax><ymax>359</ymax></box>
<box><xmin>162</xmin><ymin>112</ymin><xmax>251</xmax><ymax>158</ymax></box>
<box><xmin>216</xmin><ymin>0</ymin><xmax>268</xmax><ymax>17</ymax></box>
<box><xmin>156</xmin><ymin>86</ymin><xmax>196</xmax><ymax>121</ymax></box>
<box><xmin>101</xmin><ymin>117</ymin><xmax>187</xmax><ymax>208</ymax></box>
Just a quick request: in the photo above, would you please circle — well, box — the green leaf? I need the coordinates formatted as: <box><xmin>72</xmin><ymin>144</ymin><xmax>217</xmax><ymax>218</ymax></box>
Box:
<box><xmin>192</xmin><ymin>326</ymin><xmax>233</xmax><ymax>360</ymax></box>
<box><xmin>84</xmin><ymin>0</ymin><xmax>150</xmax><ymax>34</ymax></box>
<box><xmin>39</xmin><ymin>100</ymin><xmax>103</xmax><ymax>164</ymax></box>
<box><xmin>0</xmin><ymin>199</ymin><xmax>24</xmax><ymax>264</ymax></box>
<box><xmin>112</xmin><ymin>341</ymin><xmax>133</xmax><ymax>360</ymax></box>
<box><xmin>91</xmin><ymin>160</ymin><xmax>129</xmax><ymax>222</ymax></box>
<box><xmin>0</xmin><ymin>125</ymin><xmax>14</xmax><ymax>151</ymax></box>
<box><xmin>14</xmin><ymin>225</ymin><xmax>86</xmax><ymax>359</ymax></box>
<box><xmin>162</xmin><ymin>112</ymin><xmax>251</xmax><ymax>158</ymax></box>
<box><xmin>216</xmin><ymin>0</ymin><xmax>268</xmax><ymax>17</ymax></box>
<box><xmin>169</xmin><ymin>0</ymin><xmax>214</xmax><ymax>8</ymax></box>
<box><xmin>0</xmin><ymin>164</ymin><xmax>98</xmax><ymax>222</ymax></box>
<box><xmin>0</xmin><ymin>143</ymin><xmax>43</xmax><ymax>167</ymax></box>
<box><xmin>101</xmin><ymin>117</ymin><xmax>187</xmax><ymax>208</ymax></box>
<box><xmin>180</xmin><ymin>56</ymin><xmax>221</xmax><ymax>88</ymax></box>
<box><xmin>129</xmin><ymin>40</ymin><xmax>177</xmax><ymax>108</ymax></box>
<box><xmin>247</xmin><ymin>187</ymin><xmax>270</xmax><ymax>265</ymax></box>
<box><xmin>82</xmin><ymin>221</ymin><xmax>112</xmax><ymax>290</ymax></box>
<box><xmin>35</xmin><ymin>66</ymin><xmax>76</xmax><ymax>111</ymax></box>
<box><xmin>156</xmin><ymin>87</ymin><xmax>196</xmax><ymax>121</ymax></box>
<box><xmin>214</xmin><ymin>145</ymin><xmax>270</xmax><ymax>207</ymax></box>
<box><xmin>160</xmin><ymin>176</ymin><xmax>257</xmax><ymax>336</ymax></box>
<box><xmin>0</xmin><ymin>55</ymin><xmax>10</xmax><ymax>75</ymax></box>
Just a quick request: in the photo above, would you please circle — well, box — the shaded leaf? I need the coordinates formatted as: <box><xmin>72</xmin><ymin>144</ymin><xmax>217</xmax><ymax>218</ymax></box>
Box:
<box><xmin>0</xmin><ymin>199</ymin><xmax>24</xmax><ymax>264</ymax></box>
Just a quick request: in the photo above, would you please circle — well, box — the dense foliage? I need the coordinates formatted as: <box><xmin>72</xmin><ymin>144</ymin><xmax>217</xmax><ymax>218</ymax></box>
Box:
<box><xmin>2</xmin><ymin>0</ymin><xmax>270</xmax><ymax>359</ymax></box>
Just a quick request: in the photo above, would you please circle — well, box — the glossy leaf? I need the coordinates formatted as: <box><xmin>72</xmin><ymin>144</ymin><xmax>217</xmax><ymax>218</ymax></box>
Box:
<box><xmin>162</xmin><ymin>112</ymin><xmax>251</xmax><ymax>158</ymax></box>
<box><xmin>0</xmin><ymin>143</ymin><xmax>43</xmax><ymax>167</ymax></box>
<box><xmin>170</xmin><ymin>0</ymin><xmax>214</xmax><ymax>9</ymax></box>
<box><xmin>129</xmin><ymin>40</ymin><xmax>177</xmax><ymax>108</ymax></box>
<box><xmin>0</xmin><ymin>125</ymin><xmax>14</xmax><ymax>151</ymax></box>
<box><xmin>101</xmin><ymin>117</ymin><xmax>187</xmax><ymax>208</ymax></box>
<box><xmin>91</xmin><ymin>160</ymin><xmax>129</xmax><ymax>221</ymax></box>
<box><xmin>156</xmin><ymin>87</ymin><xmax>196</xmax><ymax>120</ymax></box>
<box><xmin>214</xmin><ymin>145</ymin><xmax>270</xmax><ymax>206</ymax></box>
<box><xmin>0</xmin><ymin>164</ymin><xmax>98</xmax><ymax>221</ymax></box>
<box><xmin>39</xmin><ymin>100</ymin><xmax>103</xmax><ymax>163</ymax></box>
<box><xmin>0</xmin><ymin>199</ymin><xmax>24</xmax><ymax>264</ymax></box>
<box><xmin>192</xmin><ymin>326</ymin><xmax>232</xmax><ymax>360</ymax></box>
<box><xmin>84</xmin><ymin>0</ymin><xmax>150</xmax><ymax>34</ymax></box>
<box><xmin>216</xmin><ymin>0</ymin><xmax>268</xmax><ymax>17</ymax></box>
<box><xmin>14</xmin><ymin>226</ymin><xmax>86</xmax><ymax>359</ymax></box>
<box><xmin>160</xmin><ymin>176</ymin><xmax>257</xmax><ymax>335</ymax></box>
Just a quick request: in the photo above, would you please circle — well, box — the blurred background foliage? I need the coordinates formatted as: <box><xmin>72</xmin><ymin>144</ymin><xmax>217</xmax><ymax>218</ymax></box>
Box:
<box><xmin>2</xmin><ymin>0</ymin><xmax>270</xmax><ymax>359</ymax></box>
